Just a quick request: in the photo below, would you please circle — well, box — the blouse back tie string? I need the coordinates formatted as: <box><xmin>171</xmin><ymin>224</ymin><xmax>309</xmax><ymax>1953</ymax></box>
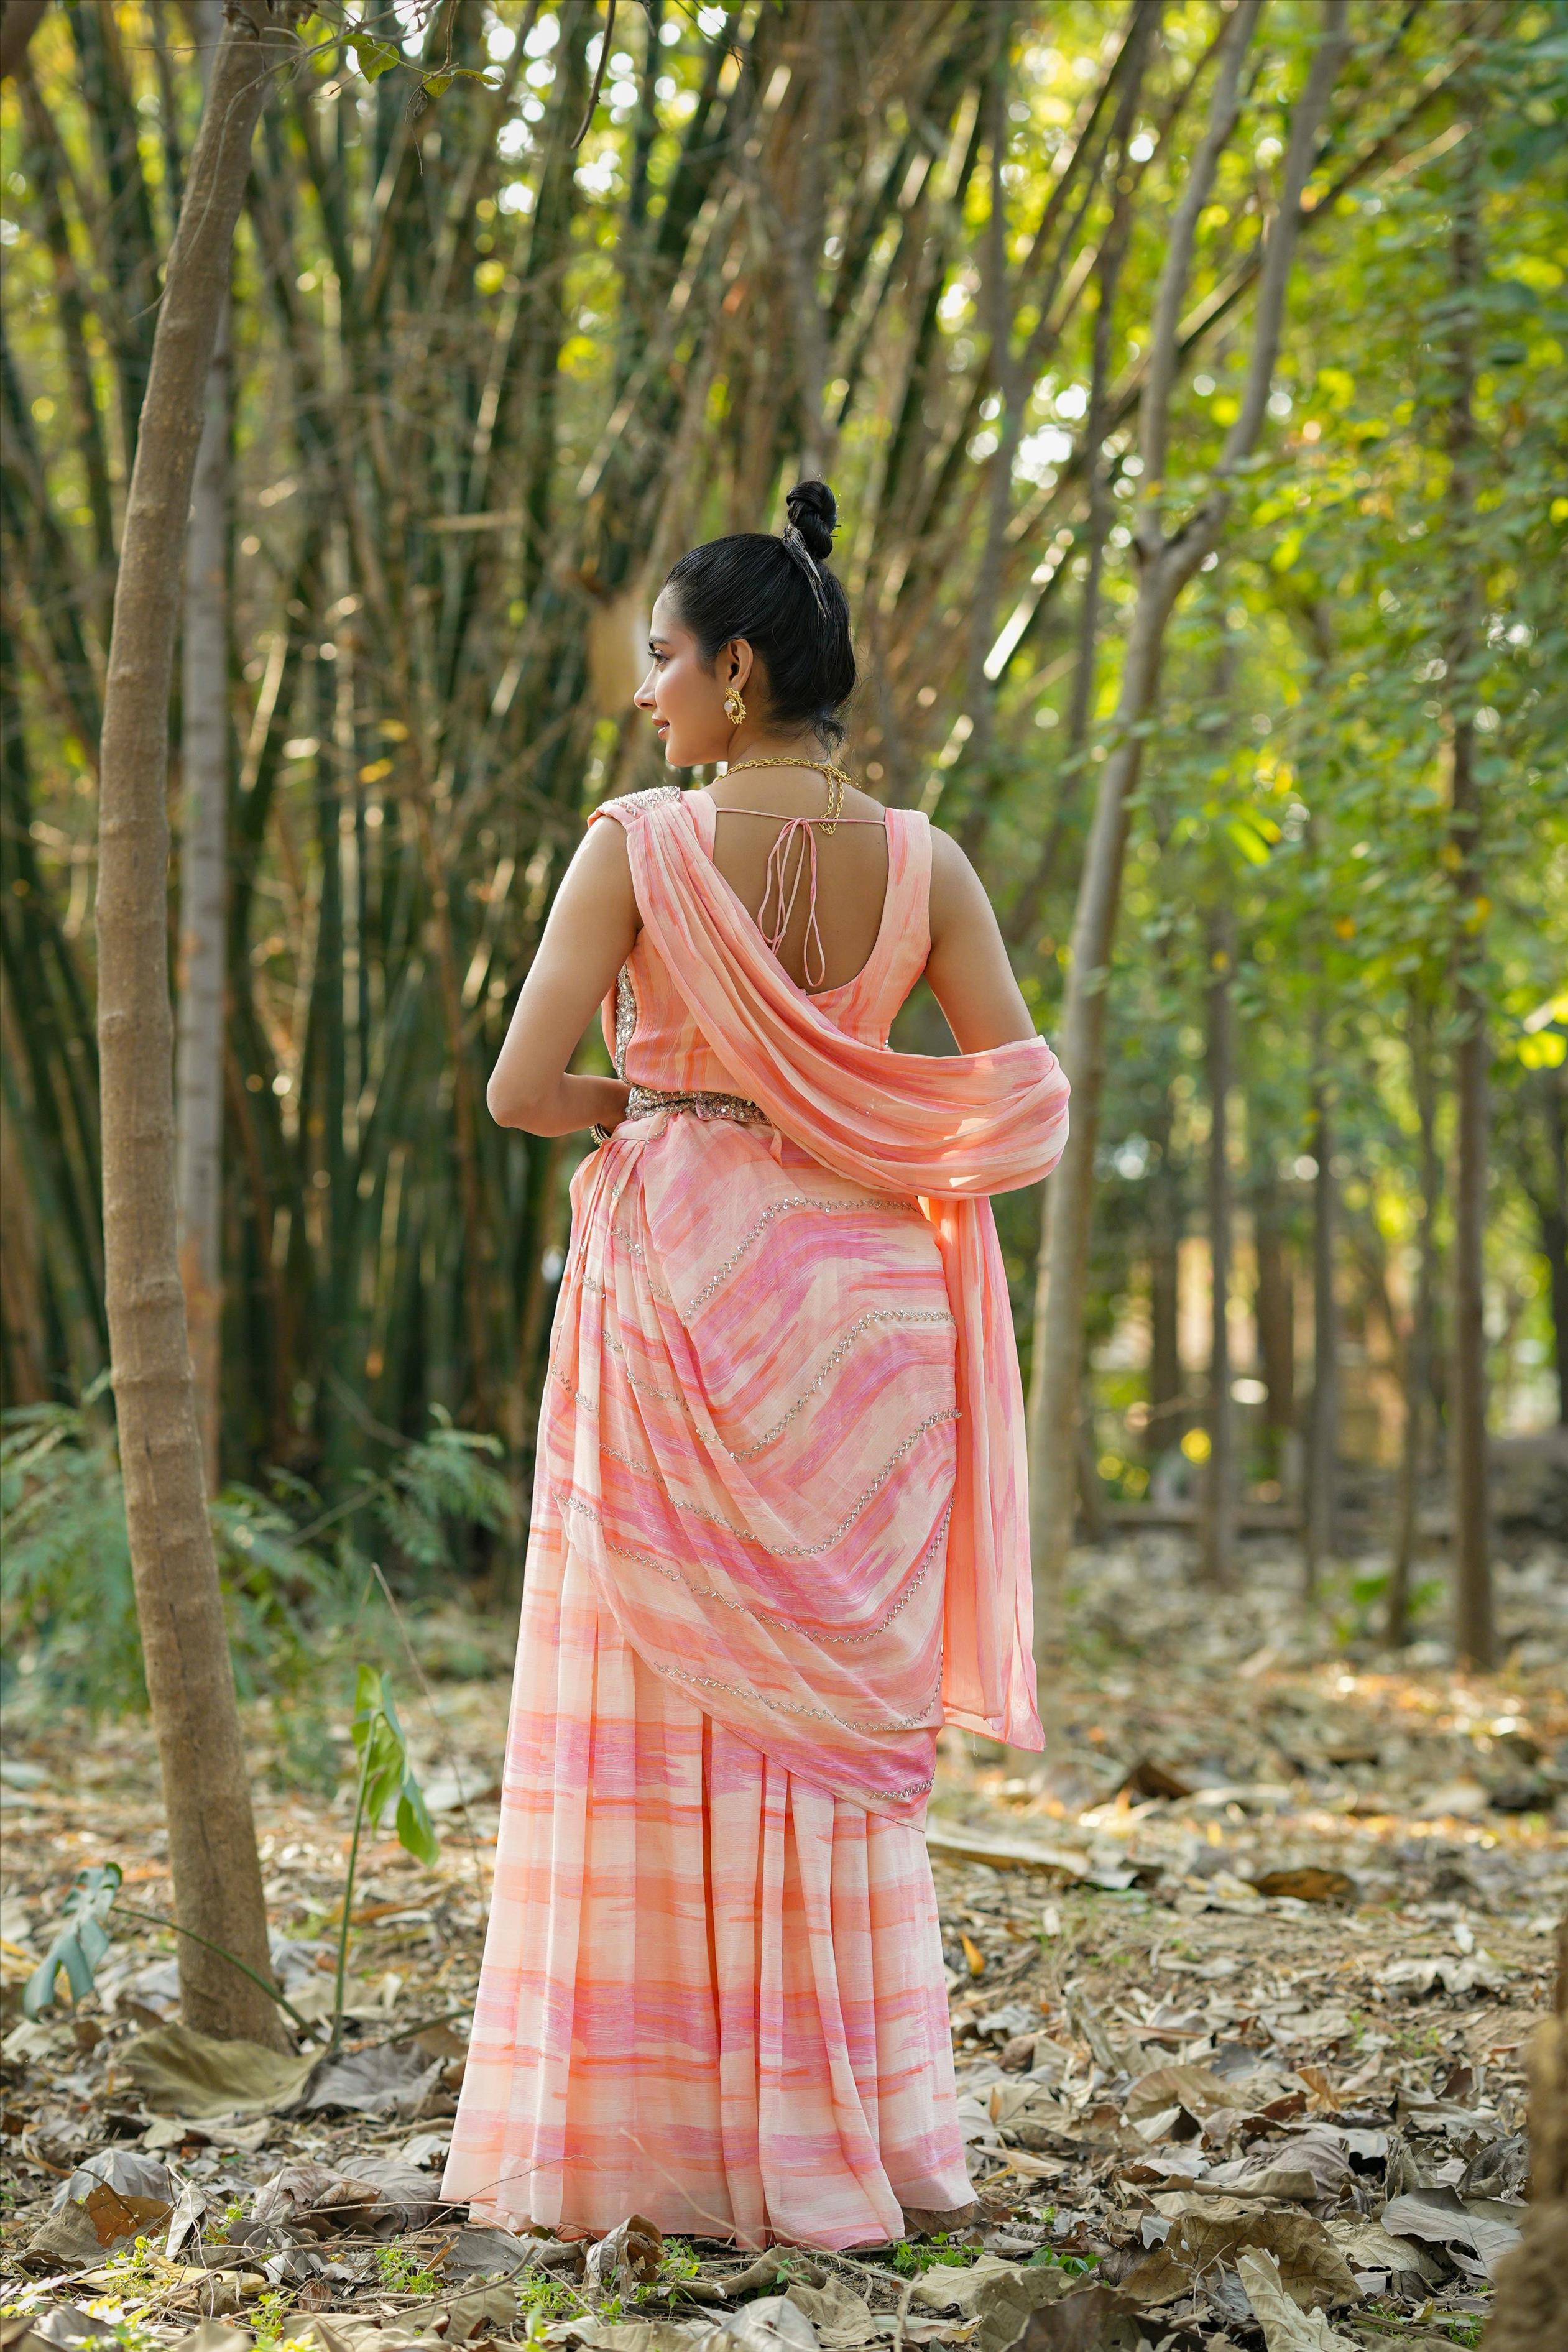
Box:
<box><xmin>716</xmin><ymin>807</ymin><xmax>887</xmax><ymax>995</ymax></box>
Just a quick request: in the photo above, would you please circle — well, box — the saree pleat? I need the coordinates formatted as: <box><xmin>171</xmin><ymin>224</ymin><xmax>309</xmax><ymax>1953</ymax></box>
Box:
<box><xmin>450</xmin><ymin>1510</ymin><xmax>969</xmax><ymax>2248</ymax></box>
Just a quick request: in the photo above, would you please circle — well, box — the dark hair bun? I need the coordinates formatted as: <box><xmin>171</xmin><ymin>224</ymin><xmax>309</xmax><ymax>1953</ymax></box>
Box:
<box><xmin>785</xmin><ymin>479</ymin><xmax>837</xmax><ymax>563</ymax></box>
<box><xmin>664</xmin><ymin>486</ymin><xmax>857</xmax><ymax>748</ymax></box>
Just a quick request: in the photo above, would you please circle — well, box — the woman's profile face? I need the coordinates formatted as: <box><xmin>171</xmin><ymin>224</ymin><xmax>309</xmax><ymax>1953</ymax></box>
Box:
<box><xmin>634</xmin><ymin>589</ymin><xmax>752</xmax><ymax>769</ymax></box>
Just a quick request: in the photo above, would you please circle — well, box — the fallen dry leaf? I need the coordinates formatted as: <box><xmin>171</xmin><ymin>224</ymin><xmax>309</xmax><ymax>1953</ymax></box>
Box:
<box><xmin>1236</xmin><ymin>2251</ymin><xmax>1356</xmax><ymax>2351</ymax></box>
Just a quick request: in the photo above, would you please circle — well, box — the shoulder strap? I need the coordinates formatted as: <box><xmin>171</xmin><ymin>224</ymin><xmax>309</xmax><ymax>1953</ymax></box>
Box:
<box><xmin>588</xmin><ymin>784</ymin><xmax>683</xmax><ymax>834</ymax></box>
<box><xmin>870</xmin><ymin>807</ymin><xmax>933</xmax><ymax>1006</ymax></box>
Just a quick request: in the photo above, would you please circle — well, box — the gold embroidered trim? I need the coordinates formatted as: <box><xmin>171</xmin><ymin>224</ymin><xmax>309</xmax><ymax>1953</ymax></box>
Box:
<box><xmin>625</xmin><ymin>1082</ymin><xmax>770</xmax><ymax>1127</ymax></box>
<box><xmin>612</xmin><ymin>965</ymin><xmax>638</xmax><ymax>1081</ymax></box>
<box><xmin>725</xmin><ymin>1308</ymin><xmax>956</xmax><ymax>1457</ymax></box>
<box><xmin>601</xmin><ymin>784</ymin><xmax>681</xmax><ymax>818</ymax></box>
<box><xmin>584</xmin><ymin>1406</ymin><xmax>959</xmax><ymax>1559</ymax></box>
<box><xmin>681</xmin><ymin>1192</ymin><xmax>917</xmax><ymax>1315</ymax></box>
<box><xmin>644</xmin><ymin>1654</ymin><xmax>945</xmax><ymax>1736</ymax></box>
<box><xmin>597</xmin><ymin>1307</ymin><xmax>955</xmax><ymax>1459</ymax></box>
<box><xmin>575</xmin><ymin>1498</ymin><xmax>953</xmax><ymax>1649</ymax></box>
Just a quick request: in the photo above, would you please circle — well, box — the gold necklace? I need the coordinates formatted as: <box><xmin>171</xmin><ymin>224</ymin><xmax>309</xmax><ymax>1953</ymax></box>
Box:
<box><xmin>721</xmin><ymin>755</ymin><xmax>851</xmax><ymax>833</ymax></box>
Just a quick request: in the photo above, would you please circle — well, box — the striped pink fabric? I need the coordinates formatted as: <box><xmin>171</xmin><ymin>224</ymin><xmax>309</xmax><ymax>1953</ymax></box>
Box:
<box><xmin>444</xmin><ymin>788</ymin><xmax>1069</xmax><ymax>2248</ymax></box>
<box><xmin>443</xmin><ymin>1508</ymin><xmax>971</xmax><ymax>2248</ymax></box>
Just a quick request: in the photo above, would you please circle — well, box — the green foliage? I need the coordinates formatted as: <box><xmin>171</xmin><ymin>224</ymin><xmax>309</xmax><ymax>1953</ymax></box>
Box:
<box><xmin>104</xmin><ymin>2236</ymin><xmax>160</xmax><ymax>2289</ymax></box>
<box><xmin>374</xmin><ymin>2246</ymin><xmax>443</xmax><ymax>2294</ymax></box>
<box><xmin>890</xmin><ymin>2233</ymin><xmax>983</xmax><ymax>2274</ymax></box>
<box><xmin>0</xmin><ymin>1398</ymin><xmax>514</xmax><ymax>1720</ymax></box>
<box><xmin>210</xmin><ymin>2199</ymin><xmax>247</xmax><ymax>2244</ymax></box>
<box><xmin>365</xmin><ymin>1414</ymin><xmax>514</xmax><ymax>1576</ymax></box>
<box><xmin>351</xmin><ymin>1666</ymin><xmax>439</xmax><ymax>1865</ymax></box>
<box><xmin>249</xmin><ymin>2289</ymin><xmax>292</xmax><ymax>2351</ymax></box>
<box><xmin>1026</xmin><ymin>2248</ymin><xmax>1100</xmax><ymax>2277</ymax></box>
<box><xmin>515</xmin><ymin>2274</ymin><xmax>580</xmax><ymax>2322</ymax></box>
<box><xmin>1322</xmin><ymin>1562</ymin><xmax>1443</xmax><ymax>1647</ymax></box>
<box><xmin>329</xmin><ymin>1664</ymin><xmax>440</xmax><ymax>2046</ymax></box>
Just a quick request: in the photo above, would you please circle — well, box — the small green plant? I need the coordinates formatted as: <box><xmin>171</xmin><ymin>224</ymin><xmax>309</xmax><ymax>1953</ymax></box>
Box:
<box><xmin>330</xmin><ymin>1666</ymin><xmax>439</xmax><ymax>2049</ymax></box>
<box><xmin>104</xmin><ymin>2236</ymin><xmax>160</xmax><ymax>2290</ymax></box>
<box><xmin>1026</xmin><ymin>2248</ymin><xmax>1100</xmax><ymax>2277</ymax></box>
<box><xmin>890</xmin><ymin>2233</ymin><xmax>981</xmax><ymax>2274</ymax></box>
<box><xmin>24</xmin><ymin>1863</ymin><xmax>121</xmax><ymax>2018</ymax></box>
<box><xmin>250</xmin><ymin>2288</ymin><xmax>291</xmax><ymax>2350</ymax></box>
<box><xmin>517</xmin><ymin>2274</ymin><xmax>579</xmax><ymax>2322</ymax></box>
<box><xmin>24</xmin><ymin>1663</ymin><xmax>438</xmax><ymax>2048</ymax></box>
<box><xmin>208</xmin><ymin>2198</ymin><xmax>246</xmax><ymax>2244</ymax></box>
<box><xmin>92</xmin><ymin>2315</ymin><xmax>161</xmax><ymax>2352</ymax></box>
<box><xmin>658</xmin><ymin>2241</ymin><xmax>701</xmax><ymax>2286</ymax></box>
<box><xmin>375</xmin><ymin>2246</ymin><xmax>443</xmax><ymax>2294</ymax></box>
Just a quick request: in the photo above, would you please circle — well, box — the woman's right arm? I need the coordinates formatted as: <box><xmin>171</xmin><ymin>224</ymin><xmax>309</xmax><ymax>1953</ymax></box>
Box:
<box><xmin>486</xmin><ymin>819</ymin><xmax>639</xmax><ymax>1135</ymax></box>
<box><xmin>924</xmin><ymin>826</ymin><xmax>1040</xmax><ymax>1053</ymax></box>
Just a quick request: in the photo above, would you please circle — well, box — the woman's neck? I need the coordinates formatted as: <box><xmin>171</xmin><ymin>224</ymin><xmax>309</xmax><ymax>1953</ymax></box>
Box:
<box><xmin>719</xmin><ymin>731</ymin><xmax>832</xmax><ymax>773</ymax></box>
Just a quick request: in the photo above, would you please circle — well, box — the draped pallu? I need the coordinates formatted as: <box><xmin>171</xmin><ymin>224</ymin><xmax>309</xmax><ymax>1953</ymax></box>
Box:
<box><xmin>556</xmin><ymin>789</ymin><xmax>1071</xmax><ymax>1824</ymax></box>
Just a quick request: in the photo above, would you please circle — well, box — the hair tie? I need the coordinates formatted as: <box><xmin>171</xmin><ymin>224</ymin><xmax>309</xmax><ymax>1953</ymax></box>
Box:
<box><xmin>781</xmin><ymin>523</ymin><xmax>832</xmax><ymax>620</ymax></box>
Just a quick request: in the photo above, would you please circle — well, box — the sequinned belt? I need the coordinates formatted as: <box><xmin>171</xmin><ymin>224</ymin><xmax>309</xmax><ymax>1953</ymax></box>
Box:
<box><xmin>625</xmin><ymin>1082</ymin><xmax>770</xmax><ymax>1127</ymax></box>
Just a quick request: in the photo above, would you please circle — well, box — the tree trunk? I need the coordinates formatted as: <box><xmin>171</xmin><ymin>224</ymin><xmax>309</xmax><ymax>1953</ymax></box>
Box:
<box><xmin>1482</xmin><ymin>1919</ymin><xmax>1568</xmax><ymax>2352</ymax></box>
<box><xmin>1446</xmin><ymin>115</ymin><xmax>1494</xmax><ymax>1673</ymax></box>
<box><xmin>1544</xmin><ymin>1067</ymin><xmax>1568</xmax><ymax>1427</ymax></box>
<box><xmin>1148</xmin><ymin>1082</ymin><xmax>1184</xmax><ymax>1465</ymax></box>
<box><xmin>175</xmin><ymin>0</ymin><xmax>230</xmax><ymax>1495</ymax></box>
<box><xmin>1252</xmin><ymin>1150</ymin><xmax>1294</xmax><ymax>1483</ymax></box>
<box><xmin>1028</xmin><ymin>576</ymin><xmax>1179</xmax><ymax>1660</ymax></box>
<box><xmin>1028</xmin><ymin>0</ymin><xmax>1347</xmax><ymax>1663</ymax></box>
<box><xmin>1305</xmin><ymin>1066</ymin><xmax>1339</xmax><ymax>1593</ymax></box>
<box><xmin>1201</xmin><ymin>900</ymin><xmax>1235</xmax><ymax>1587</ymax></box>
<box><xmin>1076</xmin><ymin>1390</ymin><xmax>1108</xmax><ymax>1544</ymax></box>
<box><xmin>0</xmin><ymin>0</ymin><xmax>49</xmax><ymax>81</ymax></box>
<box><xmin>1388</xmin><ymin>994</ymin><xmax>1439</xmax><ymax>1643</ymax></box>
<box><xmin>96</xmin><ymin>0</ymin><xmax>297</xmax><ymax>2049</ymax></box>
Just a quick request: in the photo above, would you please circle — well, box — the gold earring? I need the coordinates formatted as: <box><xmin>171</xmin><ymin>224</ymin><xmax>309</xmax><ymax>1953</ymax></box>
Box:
<box><xmin>724</xmin><ymin>686</ymin><xmax>746</xmax><ymax>726</ymax></box>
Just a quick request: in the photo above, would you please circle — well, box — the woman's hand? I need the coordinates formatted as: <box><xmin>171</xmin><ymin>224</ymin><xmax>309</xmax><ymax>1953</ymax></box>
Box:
<box><xmin>486</xmin><ymin>821</ymin><xmax>640</xmax><ymax>1136</ymax></box>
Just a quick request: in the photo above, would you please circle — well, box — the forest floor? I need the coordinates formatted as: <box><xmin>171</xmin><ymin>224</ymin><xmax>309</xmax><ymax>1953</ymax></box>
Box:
<box><xmin>2</xmin><ymin>1531</ymin><xmax>1565</xmax><ymax>2352</ymax></box>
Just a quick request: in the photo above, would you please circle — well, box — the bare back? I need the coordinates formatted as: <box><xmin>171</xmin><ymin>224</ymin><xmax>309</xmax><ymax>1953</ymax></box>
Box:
<box><xmin>696</xmin><ymin>777</ymin><xmax>890</xmax><ymax>996</ymax></box>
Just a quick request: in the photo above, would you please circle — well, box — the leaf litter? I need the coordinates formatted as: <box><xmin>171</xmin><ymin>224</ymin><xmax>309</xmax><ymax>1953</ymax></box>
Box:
<box><xmin>2</xmin><ymin>1534</ymin><xmax>1564</xmax><ymax>2352</ymax></box>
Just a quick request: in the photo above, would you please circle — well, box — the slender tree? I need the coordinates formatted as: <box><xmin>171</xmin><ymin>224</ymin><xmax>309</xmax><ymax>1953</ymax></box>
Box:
<box><xmin>95</xmin><ymin>0</ymin><xmax>303</xmax><ymax>2045</ymax></box>
<box><xmin>175</xmin><ymin>0</ymin><xmax>231</xmax><ymax>1492</ymax></box>
<box><xmin>1446</xmin><ymin>108</ymin><xmax>1493</xmax><ymax>1672</ymax></box>
<box><xmin>1201</xmin><ymin>897</ymin><xmax>1236</xmax><ymax>1585</ymax></box>
<box><xmin>1388</xmin><ymin>992</ymin><xmax>1439</xmax><ymax>1644</ymax></box>
<box><xmin>1250</xmin><ymin>1146</ymin><xmax>1294</xmax><ymax>1487</ymax></box>
<box><xmin>1304</xmin><ymin>1056</ymin><xmax>1339</xmax><ymax>1592</ymax></box>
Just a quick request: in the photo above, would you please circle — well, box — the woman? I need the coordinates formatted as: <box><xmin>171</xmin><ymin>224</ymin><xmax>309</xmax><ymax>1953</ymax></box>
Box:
<box><xmin>442</xmin><ymin>480</ymin><xmax>1069</xmax><ymax>2253</ymax></box>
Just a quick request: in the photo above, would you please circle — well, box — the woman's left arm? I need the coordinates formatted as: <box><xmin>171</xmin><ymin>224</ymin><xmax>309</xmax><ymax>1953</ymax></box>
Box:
<box><xmin>486</xmin><ymin>819</ymin><xmax>640</xmax><ymax>1135</ymax></box>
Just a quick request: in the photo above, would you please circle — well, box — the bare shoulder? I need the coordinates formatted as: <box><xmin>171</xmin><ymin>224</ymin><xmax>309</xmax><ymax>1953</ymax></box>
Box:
<box><xmin>926</xmin><ymin>822</ymin><xmax>994</xmax><ymax>939</ymax></box>
<box><xmin>550</xmin><ymin>800</ymin><xmax>639</xmax><ymax>928</ymax></box>
<box><xmin>576</xmin><ymin>808</ymin><xmax>634</xmax><ymax>879</ymax></box>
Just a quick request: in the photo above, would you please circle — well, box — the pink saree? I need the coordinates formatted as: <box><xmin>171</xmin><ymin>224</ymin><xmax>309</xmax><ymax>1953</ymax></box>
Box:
<box><xmin>443</xmin><ymin>787</ymin><xmax>1069</xmax><ymax>2250</ymax></box>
